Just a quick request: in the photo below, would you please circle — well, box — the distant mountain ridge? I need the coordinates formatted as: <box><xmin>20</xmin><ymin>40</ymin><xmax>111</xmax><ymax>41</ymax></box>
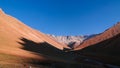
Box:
<box><xmin>48</xmin><ymin>34</ymin><xmax>96</xmax><ymax>48</ymax></box>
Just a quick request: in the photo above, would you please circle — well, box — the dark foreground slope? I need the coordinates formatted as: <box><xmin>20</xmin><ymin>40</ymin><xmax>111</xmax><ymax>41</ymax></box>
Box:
<box><xmin>75</xmin><ymin>33</ymin><xmax>120</xmax><ymax>66</ymax></box>
<box><xmin>74</xmin><ymin>23</ymin><xmax>120</xmax><ymax>66</ymax></box>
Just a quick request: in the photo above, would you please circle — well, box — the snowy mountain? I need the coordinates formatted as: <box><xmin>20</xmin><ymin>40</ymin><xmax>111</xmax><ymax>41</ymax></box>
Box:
<box><xmin>48</xmin><ymin>34</ymin><xmax>96</xmax><ymax>48</ymax></box>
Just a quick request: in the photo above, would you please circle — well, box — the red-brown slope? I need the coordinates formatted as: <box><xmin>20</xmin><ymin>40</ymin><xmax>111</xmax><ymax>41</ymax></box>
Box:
<box><xmin>0</xmin><ymin>8</ymin><xmax>70</xmax><ymax>62</ymax></box>
<box><xmin>75</xmin><ymin>22</ymin><xmax>120</xmax><ymax>50</ymax></box>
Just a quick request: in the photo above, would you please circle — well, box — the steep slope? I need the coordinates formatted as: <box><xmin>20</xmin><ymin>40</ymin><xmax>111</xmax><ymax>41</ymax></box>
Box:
<box><xmin>75</xmin><ymin>30</ymin><xmax>120</xmax><ymax>66</ymax></box>
<box><xmin>0</xmin><ymin>8</ymin><xmax>71</xmax><ymax>65</ymax></box>
<box><xmin>75</xmin><ymin>22</ymin><xmax>120</xmax><ymax>50</ymax></box>
<box><xmin>74</xmin><ymin>22</ymin><xmax>120</xmax><ymax>66</ymax></box>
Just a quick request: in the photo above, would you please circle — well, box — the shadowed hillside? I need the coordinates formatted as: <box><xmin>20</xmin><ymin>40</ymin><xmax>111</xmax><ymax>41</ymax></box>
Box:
<box><xmin>73</xmin><ymin>22</ymin><xmax>120</xmax><ymax>66</ymax></box>
<box><xmin>18</xmin><ymin>38</ymin><xmax>82</xmax><ymax>68</ymax></box>
<box><xmin>75</xmin><ymin>22</ymin><xmax>120</xmax><ymax>50</ymax></box>
<box><xmin>18</xmin><ymin>38</ymin><xmax>74</xmax><ymax>62</ymax></box>
<box><xmin>75</xmin><ymin>33</ymin><xmax>120</xmax><ymax>66</ymax></box>
<box><xmin>19</xmin><ymin>38</ymin><xmax>106</xmax><ymax>68</ymax></box>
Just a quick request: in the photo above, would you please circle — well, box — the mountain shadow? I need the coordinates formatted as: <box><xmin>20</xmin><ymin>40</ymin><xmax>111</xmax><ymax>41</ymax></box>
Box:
<box><xmin>18</xmin><ymin>38</ymin><xmax>110</xmax><ymax>68</ymax></box>
<box><xmin>18</xmin><ymin>38</ymin><xmax>84</xmax><ymax>68</ymax></box>
<box><xmin>18</xmin><ymin>38</ymin><xmax>75</xmax><ymax>60</ymax></box>
<box><xmin>75</xmin><ymin>33</ymin><xmax>120</xmax><ymax>66</ymax></box>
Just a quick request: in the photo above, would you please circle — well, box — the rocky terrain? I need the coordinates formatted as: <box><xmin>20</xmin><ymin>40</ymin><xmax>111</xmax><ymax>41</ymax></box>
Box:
<box><xmin>48</xmin><ymin>35</ymin><xmax>86</xmax><ymax>48</ymax></box>
<box><xmin>48</xmin><ymin>34</ymin><xmax>96</xmax><ymax>49</ymax></box>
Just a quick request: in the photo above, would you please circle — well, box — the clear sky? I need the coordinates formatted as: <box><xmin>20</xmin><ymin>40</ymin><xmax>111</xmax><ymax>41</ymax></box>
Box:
<box><xmin>0</xmin><ymin>0</ymin><xmax>120</xmax><ymax>35</ymax></box>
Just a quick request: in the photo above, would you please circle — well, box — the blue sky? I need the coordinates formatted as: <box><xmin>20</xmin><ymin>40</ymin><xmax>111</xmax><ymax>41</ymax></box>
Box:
<box><xmin>0</xmin><ymin>0</ymin><xmax>120</xmax><ymax>35</ymax></box>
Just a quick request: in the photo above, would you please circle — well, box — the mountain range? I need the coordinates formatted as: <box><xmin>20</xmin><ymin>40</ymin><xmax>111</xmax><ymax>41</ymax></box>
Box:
<box><xmin>0</xmin><ymin>8</ymin><xmax>120</xmax><ymax>68</ymax></box>
<box><xmin>48</xmin><ymin>34</ymin><xmax>96</xmax><ymax>49</ymax></box>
